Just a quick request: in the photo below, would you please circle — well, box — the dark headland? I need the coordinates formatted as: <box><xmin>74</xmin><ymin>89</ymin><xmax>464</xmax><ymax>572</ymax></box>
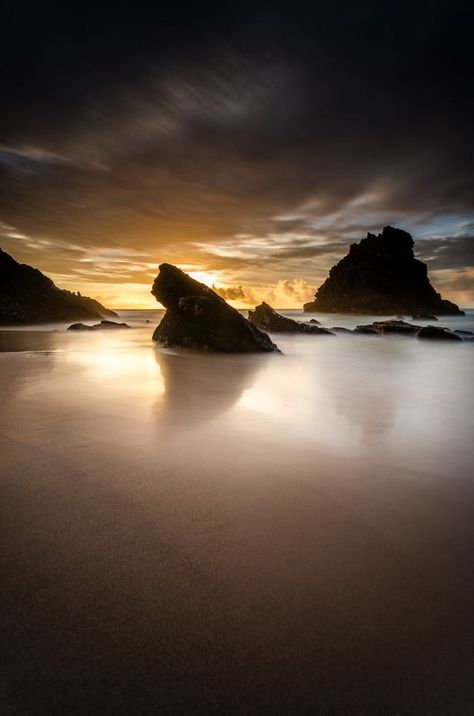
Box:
<box><xmin>0</xmin><ymin>248</ymin><xmax>117</xmax><ymax>324</ymax></box>
<box><xmin>304</xmin><ymin>226</ymin><xmax>464</xmax><ymax>316</ymax></box>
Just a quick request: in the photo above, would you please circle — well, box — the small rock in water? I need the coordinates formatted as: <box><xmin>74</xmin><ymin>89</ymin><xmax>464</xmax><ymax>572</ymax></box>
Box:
<box><xmin>94</xmin><ymin>320</ymin><xmax>130</xmax><ymax>329</ymax></box>
<box><xmin>417</xmin><ymin>325</ymin><xmax>461</xmax><ymax>341</ymax></box>
<box><xmin>355</xmin><ymin>320</ymin><xmax>420</xmax><ymax>336</ymax></box>
<box><xmin>353</xmin><ymin>325</ymin><xmax>379</xmax><ymax>335</ymax></box>
<box><xmin>412</xmin><ymin>313</ymin><xmax>438</xmax><ymax>321</ymax></box>
<box><xmin>248</xmin><ymin>302</ymin><xmax>333</xmax><ymax>335</ymax></box>
<box><xmin>67</xmin><ymin>323</ymin><xmax>96</xmax><ymax>331</ymax></box>
<box><xmin>67</xmin><ymin>320</ymin><xmax>130</xmax><ymax>331</ymax></box>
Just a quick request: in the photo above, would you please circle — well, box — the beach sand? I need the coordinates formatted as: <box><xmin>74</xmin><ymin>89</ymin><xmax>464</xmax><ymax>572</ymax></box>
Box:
<box><xmin>1</xmin><ymin>316</ymin><xmax>474</xmax><ymax>714</ymax></box>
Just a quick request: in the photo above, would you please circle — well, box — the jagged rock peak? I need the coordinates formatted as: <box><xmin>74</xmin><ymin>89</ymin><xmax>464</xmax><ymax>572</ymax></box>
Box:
<box><xmin>303</xmin><ymin>226</ymin><xmax>464</xmax><ymax>316</ymax></box>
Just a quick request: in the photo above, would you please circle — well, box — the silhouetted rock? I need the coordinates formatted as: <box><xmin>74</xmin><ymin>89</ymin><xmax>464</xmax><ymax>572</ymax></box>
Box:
<box><xmin>248</xmin><ymin>302</ymin><xmax>333</xmax><ymax>335</ymax></box>
<box><xmin>68</xmin><ymin>323</ymin><xmax>96</xmax><ymax>331</ymax></box>
<box><xmin>412</xmin><ymin>313</ymin><xmax>438</xmax><ymax>321</ymax></box>
<box><xmin>353</xmin><ymin>326</ymin><xmax>379</xmax><ymax>335</ymax></box>
<box><xmin>67</xmin><ymin>320</ymin><xmax>130</xmax><ymax>331</ymax></box>
<box><xmin>353</xmin><ymin>319</ymin><xmax>465</xmax><ymax>341</ymax></box>
<box><xmin>330</xmin><ymin>326</ymin><xmax>352</xmax><ymax>333</ymax></box>
<box><xmin>355</xmin><ymin>319</ymin><xmax>421</xmax><ymax>336</ymax></box>
<box><xmin>151</xmin><ymin>264</ymin><xmax>279</xmax><ymax>352</ymax></box>
<box><xmin>95</xmin><ymin>320</ymin><xmax>130</xmax><ymax>329</ymax></box>
<box><xmin>303</xmin><ymin>226</ymin><xmax>464</xmax><ymax>316</ymax></box>
<box><xmin>0</xmin><ymin>248</ymin><xmax>117</xmax><ymax>324</ymax></box>
<box><xmin>308</xmin><ymin>318</ymin><xmax>321</xmax><ymax>325</ymax></box>
<box><xmin>417</xmin><ymin>326</ymin><xmax>462</xmax><ymax>341</ymax></box>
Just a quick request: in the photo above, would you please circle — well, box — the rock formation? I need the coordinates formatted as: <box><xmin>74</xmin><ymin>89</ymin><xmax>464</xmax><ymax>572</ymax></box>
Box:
<box><xmin>354</xmin><ymin>319</ymin><xmax>421</xmax><ymax>336</ymax></box>
<box><xmin>68</xmin><ymin>320</ymin><xmax>130</xmax><ymax>331</ymax></box>
<box><xmin>151</xmin><ymin>264</ymin><xmax>279</xmax><ymax>352</ymax></box>
<box><xmin>303</xmin><ymin>226</ymin><xmax>464</xmax><ymax>316</ymax></box>
<box><xmin>417</xmin><ymin>325</ymin><xmax>462</xmax><ymax>341</ymax></box>
<box><xmin>353</xmin><ymin>319</ymin><xmax>463</xmax><ymax>340</ymax></box>
<box><xmin>0</xmin><ymin>248</ymin><xmax>117</xmax><ymax>324</ymax></box>
<box><xmin>248</xmin><ymin>302</ymin><xmax>333</xmax><ymax>335</ymax></box>
<box><xmin>412</xmin><ymin>312</ymin><xmax>438</xmax><ymax>321</ymax></box>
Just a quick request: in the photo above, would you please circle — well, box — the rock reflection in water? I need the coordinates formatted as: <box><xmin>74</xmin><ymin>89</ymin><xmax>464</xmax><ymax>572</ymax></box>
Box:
<box><xmin>154</xmin><ymin>348</ymin><xmax>267</xmax><ymax>428</ymax></box>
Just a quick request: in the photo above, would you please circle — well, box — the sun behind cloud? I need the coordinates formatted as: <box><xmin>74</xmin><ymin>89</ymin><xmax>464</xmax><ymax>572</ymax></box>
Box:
<box><xmin>187</xmin><ymin>270</ymin><xmax>220</xmax><ymax>287</ymax></box>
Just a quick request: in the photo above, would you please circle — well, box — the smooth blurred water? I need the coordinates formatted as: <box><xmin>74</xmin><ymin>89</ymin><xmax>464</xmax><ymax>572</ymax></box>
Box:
<box><xmin>1</xmin><ymin>310</ymin><xmax>474</xmax><ymax>714</ymax></box>
<box><xmin>1</xmin><ymin>309</ymin><xmax>473</xmax><ymax>481</ymax></box>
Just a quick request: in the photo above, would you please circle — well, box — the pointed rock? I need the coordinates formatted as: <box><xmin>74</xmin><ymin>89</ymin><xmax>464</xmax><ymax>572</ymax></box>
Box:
<box><xmin>151</xmin><ymin>265</ymin><xmax>279</xmax><ymax>352</ymax></box>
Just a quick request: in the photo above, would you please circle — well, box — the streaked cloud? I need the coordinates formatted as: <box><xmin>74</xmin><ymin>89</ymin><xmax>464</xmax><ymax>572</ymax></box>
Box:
<box><xmin>1</xmin><ymin>2</ymin><xmax>473</xmax><ymax>306</ymax></box>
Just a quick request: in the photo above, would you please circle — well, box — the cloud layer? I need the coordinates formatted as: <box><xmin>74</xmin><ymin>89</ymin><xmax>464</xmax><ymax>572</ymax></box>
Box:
<box><xmin>1</xmin><ymin>2</ymin><xmax>473</xmax><ymax>306</ymax></box>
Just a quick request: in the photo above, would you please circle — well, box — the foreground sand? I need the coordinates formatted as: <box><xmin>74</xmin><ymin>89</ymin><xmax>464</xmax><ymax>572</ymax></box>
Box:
<box><xmin>1</xmin><ymin>323</ymin><xmax>474</xmax><ymax>714</ymax></box>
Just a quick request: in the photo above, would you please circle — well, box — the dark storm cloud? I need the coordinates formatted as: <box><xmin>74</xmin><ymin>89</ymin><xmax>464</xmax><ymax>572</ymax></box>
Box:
<box><xmin>1</xmin><ymin>0</ymin><xmax>473</xmax><ymax>285</ymax></box>
<box><xmin>415</xmin><ymin>235</ymin><xmax>474</xmax><ymax>269</ymax></box>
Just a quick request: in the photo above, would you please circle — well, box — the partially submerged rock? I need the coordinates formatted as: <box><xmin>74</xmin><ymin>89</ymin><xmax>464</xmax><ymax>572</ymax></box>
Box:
<box><xmin>353</xmin><ymin>319</ymin><xmax>464</xmax><ymax>341</ymax></box>
<box><xmin>95</xmin><ymin>320</ymin><xmax>130</xmax><ymax>329</ymax></box>
<box><xmin>355</xmin><ymin>319</ymin><xmax>421</xmax><ymax>336</ymax></box>
<box><xmin>353</xmin><ymin>326</ymin><xmax>379</xmax><ymax>335</ymax></box>
<box><xmin>151</xmin><ymin>264</ymin><xmax>279</xmax><ymax>352</ymax></box>
<box><xmin>412</xmin><ymin>313</ymin><xmax>438</xmax><ymax>321</ymax></box>
<box><xmin>417</xmin><ymin>325</ymin><xmax>462</xmax><ymax>341</ymax></box>
<box><xmin>67</xmin><ymin>320</ymin><xmax>130</xmax><ymax>331</ymax></box>
<box><xmin>68</xmin><ymin>323</ymin><xmax>96</xmax><ymax>331</ymax></box>
<box><xmin>303</xmin><ymin>226</ymin><xmax>464</xmax><ymax>316</ymax></box>
<box><xmin>248</xmin><ymin>302</ymin><xmax>333</xmax><ymax>335</ymax></box>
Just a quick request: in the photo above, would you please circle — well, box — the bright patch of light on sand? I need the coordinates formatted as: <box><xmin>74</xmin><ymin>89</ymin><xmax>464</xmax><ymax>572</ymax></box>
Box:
<box><xmin>66</xmin><ymin>338</ymin><xmax>165</xmax><ymax>399</ymax></box>
<box><xmin>188</xmin><ymin>270</ymin><xmax>219</xmax><ymax>287</ymax></box>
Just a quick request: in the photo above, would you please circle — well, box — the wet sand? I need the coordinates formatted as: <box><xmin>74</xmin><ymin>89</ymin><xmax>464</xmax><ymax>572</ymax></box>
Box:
<box><xmin>1</xmin><ymin>316</ymin><xmax>474</xmax><ymax>714</ymax></box>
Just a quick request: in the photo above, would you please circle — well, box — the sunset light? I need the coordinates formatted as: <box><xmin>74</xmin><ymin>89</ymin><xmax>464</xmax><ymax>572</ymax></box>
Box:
<box><xmin>2</xmin><ymin>2</ymin><xmax>473</xmax><ymax>714</ymax></box>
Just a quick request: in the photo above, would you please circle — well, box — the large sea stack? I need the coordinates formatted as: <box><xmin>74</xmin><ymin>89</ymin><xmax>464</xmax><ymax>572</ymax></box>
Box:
<box><xmin>151</xmin><ymin>264</ymin><xmax>279</xmax><ymax>352</ymax></box>
<box><xmin>0</xmin><ymin>248</ymin><xmax>117</xmax><ymax>324</ymax></box>
<box><xmin>303</xmin><ymin>226</ymin><xmax>464</xmax><ymax>315</ymax></box>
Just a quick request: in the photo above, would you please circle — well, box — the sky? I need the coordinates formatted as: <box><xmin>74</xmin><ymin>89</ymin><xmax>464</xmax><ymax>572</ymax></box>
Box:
<box><xmin>1</xmin><ymin>1</ymin><xmax>473</xmax><ymax>308</ymax></box>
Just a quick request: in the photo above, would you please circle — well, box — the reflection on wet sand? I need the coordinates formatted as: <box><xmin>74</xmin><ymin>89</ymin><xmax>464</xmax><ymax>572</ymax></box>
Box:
<box><xmin>154</xmin><ymin>348</ymin><xmax>266</xmax><ymax>427</ymax></box>
<box><xmin>1</xmin><ymin>318</ymin><xmax>474</xmax><ymax>714</ymax></box>
<box><xmin>0</xmin><ymin>330</ymin><xmax>62</xmax><ymax>353</ymax></box>
<box><xmin>315</xmin><ymin>337</ymin><xmax>406</xmax><ymax>441</ymax></box>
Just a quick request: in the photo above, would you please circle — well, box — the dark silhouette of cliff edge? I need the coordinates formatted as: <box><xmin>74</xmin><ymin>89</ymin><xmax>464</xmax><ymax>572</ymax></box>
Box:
<box><xmin>303</xmin><ymin>226</ymin><xmax>463</xmax><ymax>315</ymax></box>
<box><xmin>0</xmin><ymin>248</ymin><xmax>118</xmax><ymax>324</ymax></box>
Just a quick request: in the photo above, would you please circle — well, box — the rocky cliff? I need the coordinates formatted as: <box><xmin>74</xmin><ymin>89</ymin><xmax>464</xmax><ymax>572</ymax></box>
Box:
<box><xmin>0</xmin><ymin>248</ymin><xmax>118</xmax><ymax>324</ymax></box>
<box><xmin>303</xmin><ymin>226</ymin><xmax>463</xmax><ymax>315</ymax></box>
